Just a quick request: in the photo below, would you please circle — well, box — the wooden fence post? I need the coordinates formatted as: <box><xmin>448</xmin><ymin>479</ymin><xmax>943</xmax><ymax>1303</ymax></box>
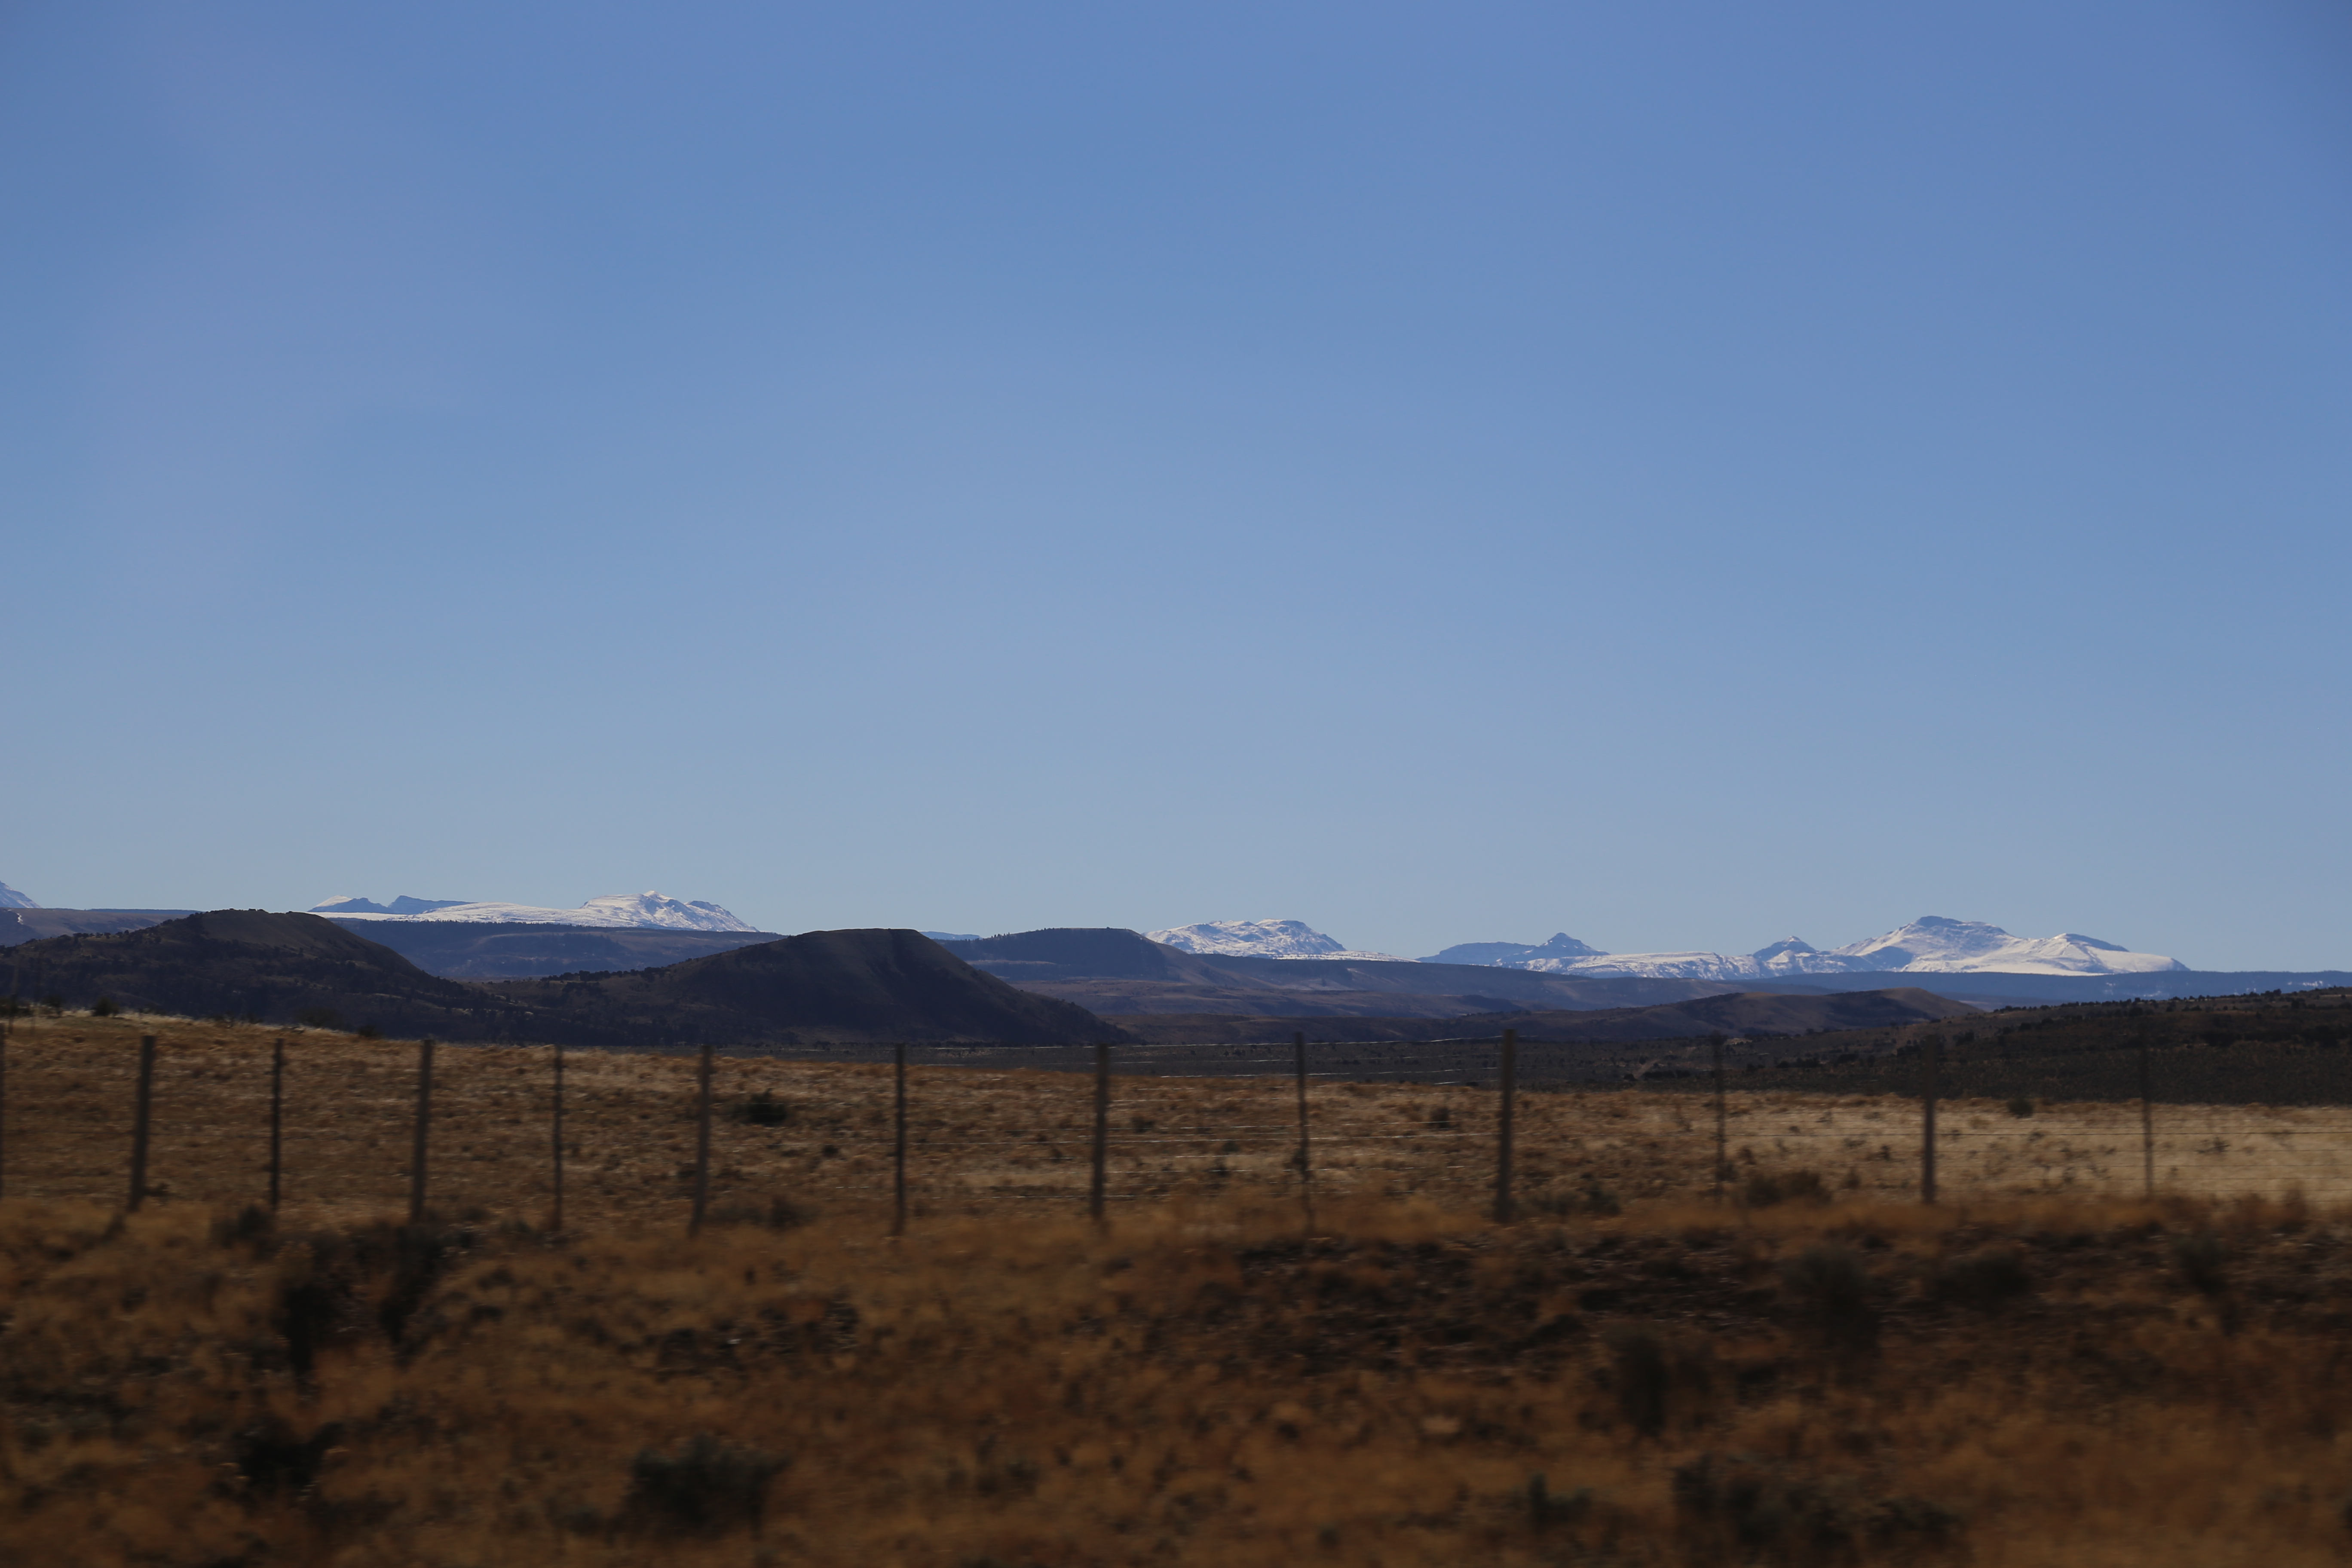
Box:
<box><xmin>128</xmin><ymin>1035</ymin><xmax>156</xmax><ymax>1212</ymax></box>
<box><xmin>2139</xmin><ymin>1035</ymin><xmax>2154</xmax><ymax>1200</ymax></box>
<box><xmin>1089</xmin><ymin>1042</ymin><xmax>1110</xmax><ymax>1225</ymax></box>
<box><xmin>409</xmin><ymin>1037</ymin><xmax>436</xmax><ymax>1225</ymax></box>
<box><xmin>268</xmin><ymin>1037</ymin><xmax>285</xmax><ymax>1210</ymax></box>
<box><xmin>1294</xmin><ymin>1030</ymin><xmax>1314</xmax><ymax>1234</ymax></box>
<box><xmin>1711</xmin><ymin>1034</ymin><xmax>1727</xmax><ymax>1203</ymax></box>
<box><xmin>1494</xmin><ymin>1027</ymin><xmax>1518</xmax><ymax>1224</ymax></box>
<box><xmin>690</xmin><ymin>1038</ymin><xmax>715</xmax><ymax>1237</ymax></box>
<box><xmin>891</xmin><ymin>1041</ymin><xmax>908</xmax><ymax>1238</ymax></box>
<box><xmin>1920</xmin><ymin>1033</ymin><xmax>1941</xmax><ymax>1205</ymax></box>
<box><xmin>550</xmin><ymin>1040</ymin><xmax>566</xmax><ymax>1232</ymax></box>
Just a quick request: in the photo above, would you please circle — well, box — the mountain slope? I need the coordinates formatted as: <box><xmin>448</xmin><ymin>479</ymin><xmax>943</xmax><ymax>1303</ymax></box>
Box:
<box><xmin>483</xmin><ymin>929</ymin><xmax>1112</xmax><ymax>1045</ymax></box>
<box><xmin>942</xmin><ymin>928</ymin><xmax>1797</xmax><ymax>1017</ymax></box>
<box><xmin>1107</xmin><ymin>986</ymin><xmax>1978</xmax><ymax>1045</ymax></box>
<box><xmin>340</xmin><ymin>921</ymin><xmax>783</xmax><ymax>980</ymax></box>
<box><xmin>0</xmin><ymin>911</ymin><xmax>518</xmax><ymax>1037</ymax></box>
<box><xmin>1422</xmin><ymin>934</ymin><xmax>1605</xmax><ymax>965</ymax></box>
<box><xmin>7</xmin><ymin>915</ymin><xmax>1116</xmax><ymax>1046</ymax></box>
<box><xmin>1448</xmin><ymin>986</ymin><xmax>1982</xmax><ymax>1042</ymax></box>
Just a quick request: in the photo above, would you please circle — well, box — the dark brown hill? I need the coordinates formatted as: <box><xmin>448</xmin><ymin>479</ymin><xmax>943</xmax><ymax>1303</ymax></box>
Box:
<box><xmin>939</xmin><ymin>928</ymin><xmax>1228</xmax><ymax>985</ymax></box>
<box><xmin>482</xmin><ymin>928</ymin><xmax>1114</xmax><ymax>1047</ymax></box>
<box><xmin>330</xmin><ymin>920</ymin><xmax>781</xmax><ymax>979</ymax></box>
<box><xmin>1108</xmin><ymin>986</ymin><xmax>1978</xmax><ymax>1045</ymax></box>
<box><xmin>5</xmin><ymin>915</ymin><xmax>1117</xmax><ymax>1047</ymax></box>
<box><xmin>1445</xmin><ymin>986</ymin><xmax>1981</xmax><ymax>1043</ymax></box>
<box><xmin>940</xmin><ymin>928</ymin><xmax>1777</xmax><ymax>1017</ymax></box>
<box><xmin>0</xmin><ymin>910</ymin><xmax>522</xmax><ymax>1038</ymax></box>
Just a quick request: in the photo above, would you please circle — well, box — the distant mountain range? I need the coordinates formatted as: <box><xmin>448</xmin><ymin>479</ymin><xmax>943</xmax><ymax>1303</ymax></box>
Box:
<box><xmin>6</xmin><ymin>913</ymin><xmax>1101</xmax><ymax>1045</ymax></box>
<box><xmin>0</xmin><ymin>882</ymin><xmax>37</xmax><ymax>910</ymax></box>
<box><xmin>1471</xmin><ymin>917</ymin><xmax>2185</xmax><ymax>979</ymax></box>
<box><xmin>309</xmin><ymin>891</ymin><xmax>757</xmax><ymax>933</ymax></box>
<box><xmin>1159</xmin><ymin>915</ymin><xmax>2187</xmax><ymax>979</ymax></box>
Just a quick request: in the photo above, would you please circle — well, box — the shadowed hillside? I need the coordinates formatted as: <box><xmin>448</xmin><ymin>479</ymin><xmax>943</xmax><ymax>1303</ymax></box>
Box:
<box><xmin>4</xmin><ymin>915</ymin><xmax>1118</xmax><ymax>1047</ymax></box>
<box><xmin>0</xmin><ymin>910</ymin><xmax>525</xmax><ymax>1038</ymax></box>
<box><xmin>483</xmin><ymin>928</ymin><xmax>1115</xmax><ymax>1047</ymax></box>
<box><xmin>1108</xmin><ymin>987</ymin><xmax>1978</xmax><ymax>1045</ymax></box>
<box><xmin>942</xmin><ymin>928</ymin><xmax>1776</xmax><ymax>1018</ymax></box>
<box><xmin>333</xmin><ymin>920</ymin><xmax>782</xmax><ymax>979</ymax></box>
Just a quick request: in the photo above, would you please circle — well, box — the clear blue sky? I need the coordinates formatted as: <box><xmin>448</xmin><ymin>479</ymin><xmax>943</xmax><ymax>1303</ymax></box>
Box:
<box><xmin>5</xmin><ymin>2</ymin><xmax>2348</xmax><ymax>968</ymax></box>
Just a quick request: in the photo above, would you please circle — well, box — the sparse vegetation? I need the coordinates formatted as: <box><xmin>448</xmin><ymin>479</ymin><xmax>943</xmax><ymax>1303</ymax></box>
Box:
<box><xmin>4</xmin><ymin>1013</ymin><xmax>2352</xmax><ymax>1562</ymax></box>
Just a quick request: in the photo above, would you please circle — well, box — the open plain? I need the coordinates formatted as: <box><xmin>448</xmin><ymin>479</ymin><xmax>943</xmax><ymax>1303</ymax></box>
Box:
<box><xmin>6</xmin><ymin>1016</ymin><xmax>2352</xmax><ymax>1565</ymax></box>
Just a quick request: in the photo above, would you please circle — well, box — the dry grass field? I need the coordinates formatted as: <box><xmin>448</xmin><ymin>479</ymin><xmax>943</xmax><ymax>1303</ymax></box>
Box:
<box><xmin>8</xmin><ymin>1014</ymin><xmax>2352</xmax><ymax>1566</ymax></box>
<box><xmin>9</xmin><ymin>1013</ymin><xmax>2352</xmax><ymax>1223</ymax></box>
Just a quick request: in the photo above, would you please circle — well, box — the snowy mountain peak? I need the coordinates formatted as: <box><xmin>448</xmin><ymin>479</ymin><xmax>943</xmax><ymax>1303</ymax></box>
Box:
<box><xmin>576</xmin><ymin>892</ymin><xmax>756</xmax><ymax>931</ymax></box>
<box><xmin>1462</xmin><ymin>915</ymin><xmax>2184</xmax><ymax>979</ymax></box>
<box><xmin>311</xmin><ymin>891</ymin><xmax>758</xmax><ymax>933</ymax></box>
<box><xmin>1146</xmin><ymin>919</ymin><xmax>1410</xmax><ymax>962</ymax></box>
<box><xmin>1828</xmin><ymin>917</ymin><xmax>2182</xmax><ymax>975</ymax></box>
<box><xmin>310</xmin><ymin>895</ymin><xmax>469</xmax><ymax>917</ymax></box>
<box><xmin>1422</xmin><ymin>933</ymin><xmax>1608</xmax><ymax>965</ymax></box>
<box><xmin>0</xmin><ymin>882</ymin><xmax>38</xmax><ymax>910</ymax></box>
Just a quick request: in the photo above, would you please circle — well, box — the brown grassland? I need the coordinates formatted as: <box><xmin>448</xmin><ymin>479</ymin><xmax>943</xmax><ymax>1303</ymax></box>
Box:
<box><xmin>7</xmin><ymin>1014</ymin><xmax>2352</xmax><ymax>1565</ymax></box>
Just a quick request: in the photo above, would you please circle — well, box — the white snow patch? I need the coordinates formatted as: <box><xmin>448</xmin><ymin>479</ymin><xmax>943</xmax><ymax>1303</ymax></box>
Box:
<box><xmin>318</xmin><ymin>891</ymin><xmax>759</xmax><ymax>933</ymax></box>
<box><xmin>1496</xmin><ymin>916</ymin><xmax>2184</xmax><ymax>978</ymax></box>
<box><xmin>1146</xmin><ymin>919</ymin><xmax>1412</xmax><ymax>962</ymax></box>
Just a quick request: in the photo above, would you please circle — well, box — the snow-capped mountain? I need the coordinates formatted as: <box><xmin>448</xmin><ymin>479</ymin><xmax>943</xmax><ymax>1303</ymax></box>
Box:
<box><xmin>1146</xmin><ymin>919</ymin><xmax>1411</xmax><ymax>962</ymax></box>
<box><xmin>1422</xmin><ymin>933</ymin><xmax>1606</xmax><ymax>966</ymax></box>
<box><xmin>1824</xmin><ymin>917</ymin><xmax>2185</xmax><ymax>975</ymax></box>
<box><xmin>310</xmin><ymin>895</ymin><xmax>469</xmax><ymax>916</ymax></box>
<box><xmin>0</xmin><ymin>882</ymin><xmax>37</xmax><ymax>910</ymax></box>
<box><xmin>311</xmin><ymin>891</ymin><xmax>758</xmax><ymax>934</ymax></box>
<box><xmin>1485</xmin><ymin>916</ymin><xmax>2184</xmax><ymax>979</ymax></box>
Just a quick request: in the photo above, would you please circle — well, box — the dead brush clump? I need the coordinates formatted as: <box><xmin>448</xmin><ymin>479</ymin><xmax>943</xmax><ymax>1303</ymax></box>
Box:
<box><xmin>1672</xmin><ymin>1451</ymin><xmax>1965</xmax><ymax>1565</ymax></box>
<box><xmin>619</xmin><ymin>1433</ymin><xmax>789</xmax><ymax>1538</ymax></box>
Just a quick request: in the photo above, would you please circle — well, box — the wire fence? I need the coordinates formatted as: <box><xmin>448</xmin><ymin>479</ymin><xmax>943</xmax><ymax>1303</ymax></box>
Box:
<box><xmin>1</xmin><ymin>1019</ymin><xmax>2347</xmax><ymax>1231</ymax></box>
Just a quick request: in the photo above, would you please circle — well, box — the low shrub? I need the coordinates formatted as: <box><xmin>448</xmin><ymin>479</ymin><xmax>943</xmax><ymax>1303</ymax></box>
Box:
<box><xmin>2172</xmin><ymin>1230</ymin><xmax>2229</xmax><ymax>1297</ymax></box>
<box><xmin>1602</xmin><ymin>1320</ymin><xmax>1714</xmax><ymax>1438</ymax></box>
<box><xmin>1673</xmin><ymin>1452</ymin><xmax>1963</xmax><ymax>1565</ymax></box>
<box><xmin>1744</xmin><ymin>1168</ymin><xmax>1829</xmax><ymax>1208</ymax></box>
<box><xmin>1525</xmin><ymin>1179</ymin><xmax>1622</xmax><ymax>1219</ymax></box>
<box><xmin>734</xmin><ymin>1090</ymin><xmax>793</xmax><ymax>1127</ymax></box>
<box><xmin>1931</xmin><ymin>1245</ymin><xmax>2032</xmax><ymax>1309</ymax></box>
<box><xmin>1780</xmin><ymin>1243</ymin><xmax>1879</xmax><ymax>1363</ymax></box>
<box><xmin>90</xmin><ymin>995</ymin><xmax>119</xmax><ymax>1018</ymax></box>
<box><xmin>622</xmin><ymin>1433</ymin><xmax>787</xmax><ymax>1537</ymax></box>
<box><xmin>708</xmin><ymin>1197</ymin><xmax>814</xmax><ymax>1231</ymax></box>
